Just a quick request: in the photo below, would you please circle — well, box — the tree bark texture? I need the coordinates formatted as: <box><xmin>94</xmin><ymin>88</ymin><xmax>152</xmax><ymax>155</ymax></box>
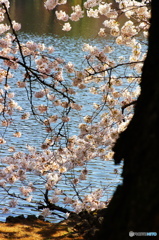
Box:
<box><xmin>92</xmin><ymin>1</ymin><xmax>159</xmax><ymax>239</ymax></box>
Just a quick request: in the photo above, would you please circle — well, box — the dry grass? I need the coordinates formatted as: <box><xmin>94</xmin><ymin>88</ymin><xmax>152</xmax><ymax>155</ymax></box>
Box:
<box><xmin>0</xmin><ymin>219</ymin><xmax>84</xmax><ymax>240</ymax></box>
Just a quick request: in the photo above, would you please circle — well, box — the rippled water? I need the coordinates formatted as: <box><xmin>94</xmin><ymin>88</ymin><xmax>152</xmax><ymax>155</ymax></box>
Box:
<box><xmin>0</xmin><ymin>1</ymin><xmax>124</xmax><ymax>222</ymax></box>
<box><xmin>0</xmin><ymin>33</ymin><xmax>123</xmax><ymax>222</ymax></box>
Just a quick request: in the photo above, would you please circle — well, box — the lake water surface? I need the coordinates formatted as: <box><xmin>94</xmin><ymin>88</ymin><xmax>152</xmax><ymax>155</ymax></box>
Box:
<box><xmin>0</xmin><ymin>0</ymin><xmax>124</xmax><ymax>222</ymax></box>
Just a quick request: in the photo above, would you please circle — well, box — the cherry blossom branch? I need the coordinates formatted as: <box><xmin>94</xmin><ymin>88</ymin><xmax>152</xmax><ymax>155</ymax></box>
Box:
<box><xmin>121</xmin><ymin>100</ymin><xmax>137</xmax><ymax>114</ymax></box>
<box><xmin>38</xmin><ymin>189</ymin><xmax>72</xmax><ymax>214</ymax></box>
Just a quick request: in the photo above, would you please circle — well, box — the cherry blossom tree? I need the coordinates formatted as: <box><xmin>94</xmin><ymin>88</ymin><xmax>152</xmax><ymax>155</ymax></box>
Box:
<box><xmin>0</xmin><ymin>0</ymin><xmax>151</xmax><ymax>221</ymax></box>
<box><xmin>93</xmin><ymin>0</ymin><xmax>159</xmax><ymax>239</ymax></box>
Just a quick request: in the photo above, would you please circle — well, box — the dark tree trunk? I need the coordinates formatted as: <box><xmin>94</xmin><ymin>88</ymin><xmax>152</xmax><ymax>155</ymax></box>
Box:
<box><xmin>92</xmin><ymin>0</ymin><xmax>159</xmax><ymax>239</ymax></box>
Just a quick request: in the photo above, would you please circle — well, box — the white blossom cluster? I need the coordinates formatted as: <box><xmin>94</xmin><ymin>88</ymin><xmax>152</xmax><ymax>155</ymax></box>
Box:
<box><xmin>44</xmin><ymin>0</ymin><xmax>67</xmax><ymax>11</ymax></box>
<box><xmin>0</xmin><ymin>0</ymin><xmax>150</xmax><ymax>218</ymax></box>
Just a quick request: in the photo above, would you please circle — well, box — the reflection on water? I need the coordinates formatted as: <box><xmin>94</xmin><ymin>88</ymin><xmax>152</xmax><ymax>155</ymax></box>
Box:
<box><xmin>0</xmin><ymin>0</ymin><xmax>123</xmax><ymax>222</ymax></box>
<box><xmin>9</xmin><ymin>0</ymin><xmax>104</xmax><ymax>37</ymax></box>
<box><xmin>1</xmin><ymin>33</ymin><xmax>111</xmax><ymax>155</ymax></box>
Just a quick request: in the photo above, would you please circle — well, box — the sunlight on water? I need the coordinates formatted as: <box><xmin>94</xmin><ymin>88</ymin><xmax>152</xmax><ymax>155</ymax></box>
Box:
<box><xmin>0</xmin><ymin>0</ymin><xmax>124</xmax><ymax>222</ymax></box>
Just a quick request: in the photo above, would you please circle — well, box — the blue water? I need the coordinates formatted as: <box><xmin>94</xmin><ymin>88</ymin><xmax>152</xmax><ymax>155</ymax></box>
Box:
<box><xmin>0</xmin><ymin>32</ymin><xmax>124</xmax><ymax>222</ymax></box>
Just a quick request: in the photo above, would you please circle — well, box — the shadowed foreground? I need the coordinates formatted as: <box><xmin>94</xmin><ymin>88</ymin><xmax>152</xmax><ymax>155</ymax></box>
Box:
<box><xmin>0</xmin><ymin>216</ymin><xmax>84</xmax><ymax>240</ymax></box>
